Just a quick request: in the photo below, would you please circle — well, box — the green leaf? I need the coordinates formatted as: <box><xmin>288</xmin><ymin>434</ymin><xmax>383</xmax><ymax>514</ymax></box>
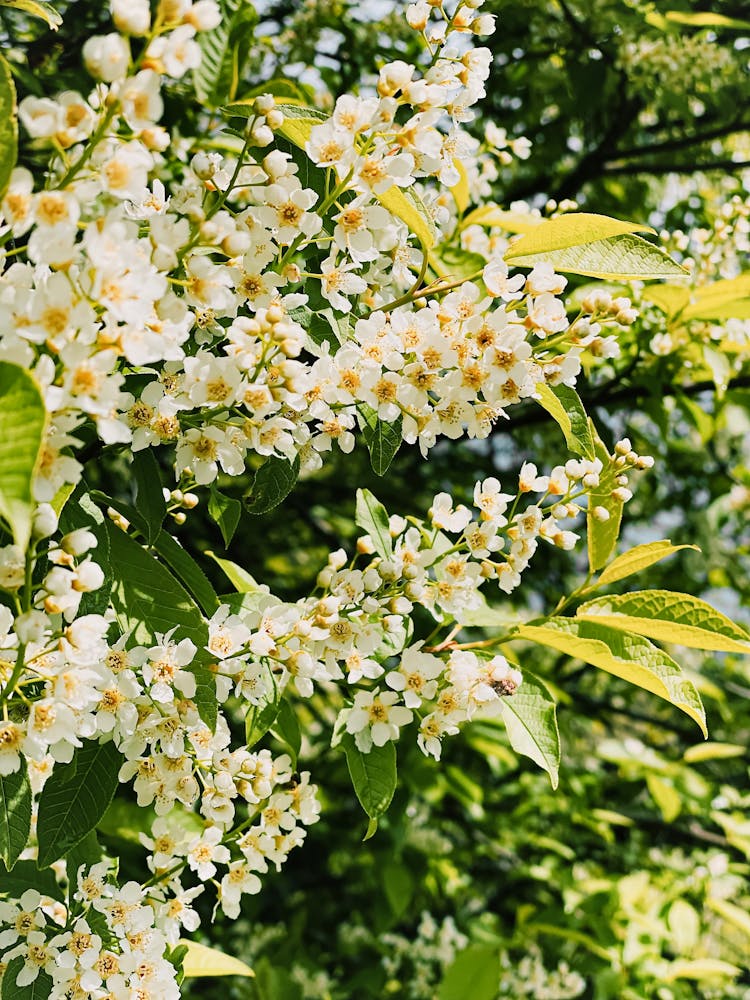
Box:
<box><xmin>500</xmin><ymin>672</ymin><xmax>560</xmax><ymax>789</ymax></box>
<box><xmin>341</xmin><ymin>735</ymin><xmax>397</xmax><ymax>822</ymax></box>
<box><xmin>133</xmin><ymin>449</ymin><xmax>166</xmax><ymax>544</ymax></box>
<box><xmin>576</xmin><ymin>590</ymin><xmax>750</xmax><ymax>654</ymax></box>
<box><xmin>383</xmin><ymin>860</ymin><xmax>414</xmax><ymax>920</ymax></box>
<box><xmin>0</xmin><ymin>858</ymin><xmax>63</xmax><ymax>900</ymax></box>
<box><xmin>683</xmin><ymin>742</ymin><xmax>745</xmax><ymax>763</ymax></box>
<box><xmin>358</xmin><ymin>404</ymin><xmax>402</xmax><ymax>476</ymax></box>
<box><xmin>506</xmin><ymin>233</ymin><xmax>687</xmax><ymax>280</ymax></box>
<box><xmin>194</xmin><ymin>0</ymin><xmax>257</xmax><ymax>107</ymax></box>
<box><xmin>189</xmin><ymin>662</ymin><xmax>219</xmax><ymax>732</ymax></box>
<box><xmin>0</xmin><ymin>758</ymin><xmax>30</xmax><ymax>869</ymax></box>
<box><xmin>180</xmin><ymin>941</ymin><xmax>254</xmax><ymax>978</ymax></box>
<box><xmin>105</xmin><ymin>520</ymin><xmax>208</xmax><ymax>647</ymax></box>
<box><xmin>244</xmin><ymin>454</ymin><xmax>300</xmax><ymax>514</ymax></box>
<box><xmin>253</xmin><ymin>958</ymin><xmax>302</xmax><ymax>1000</ymax></box>
<box><xmin>463</xmin><ymin>204</ymin><xmax>542</xmax><ymax>233</ymax></box>
<box><xmin>206</xmin><ymin>551</ymin><xmax>261</xmax><ymax>593</ymax></box>
<box><xmin>646</xmin><ymin>773</ymin><xmax>681</xmax><ymax>822</ymax></box>
<box><xmin>505</xmin><ymin>212</ymin><xmax>654</xmax><ymax>257</ymax></box>
<box><xmin>438</xmin><ymin>945</ymin><xmax>500</xmax><ymax>1000</ymax></box>
<box><xmin>586</xmin><ymin>429</ymin><xmax>624</xmax><ymax>573</ymax></box>
<box><xmin>36</xmin><ymin>740</ymin><xmax>121</xmax><ymax>868</ymax></box>
<box><xmin>0</xmin><ymin>55</ymin><xmax>17</xmax><ymax>200</ymax></box>
<box><xmin>707</xmin><ymin>897</ymin><xmax>750</xmax><ymax>939</ymax></box>
<box><xmin>663</xmin><ymin>959</ymin><xmax>741</xmax><ymax>983</ymax></box>
<box><xmin>516</xmin><ymin>618</ymin><xmax>707</xmax><ymax>735</ymax></box>
<box><xmin>1</xmin><ymin>958</ymin><xmax>53</xmax><ymax>1000</ymax></box>
<box><xmin>59</xmin><ymin>489</ymin><xmax>111</xmax><ymax>617</ymax></box>
<box><xmin>245</xmin><ymin>668</ymin><xmax>281</xmax><ymax>748</ymax></box>
<box><xmin>664</xmin><ymin>11</ymin><xmax>750</xmax><ymax>30</ymax></box>
<box><xmin>64</xmin><ymin>830</ymin><xmax>102</xmax><ymax>892</ymax></box>
<box><xmin>272</xmin><ymin>698</ymin><xmax>301</xmax><ymax>765</ymax></box>
<box><xmin>0</xmin><ymin>362</ymin><xmax>46</xmax><ymax>549</ymax></box>
<box><xmin>0</xmin><ymin>1</ymin><xmax>61</xmax><ymax>29</ymax></box>
<box><xmin>535</xmin><ymin>383</ymin><xmax>595</xmax><ymax>459</ymax></box>
<box><xmin>152</xmin><ymin>530</ymin><xmax>219</xmax><ymax>617</ymax></box>
<box><xmin>355</xmin><ymin>488</ymin><xmax>392</xmax><ymax>560</ymax></box>
<box><xmin>208</xmin><ymin>487</ymin><xmax>242</xmax><ymax>547</ymax></box>
<box><xmin>595</xmin><ymin>540</ymin><xmax>699</xmax><ymax>587</ymax></box>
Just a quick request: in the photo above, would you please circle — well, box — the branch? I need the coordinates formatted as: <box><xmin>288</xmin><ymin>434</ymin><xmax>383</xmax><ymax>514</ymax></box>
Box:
<box><xmin>604</xmin><ymin>158</ymin><xmax>750</xmax><ymax>177</ymax></box>
<box><xmin>613</xmin><ymin>117</ymin><xmax>750</xmax><ymax>161</ymax></box>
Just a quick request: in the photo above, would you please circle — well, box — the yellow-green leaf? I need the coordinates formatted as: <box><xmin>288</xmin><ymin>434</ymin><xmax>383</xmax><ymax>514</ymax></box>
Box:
<box><xmin>576</xmin><ymin>590</ymin><xmax>750</xmax><ymax>654</ymax></box>
<box><xmin>0</xmin><ymin>362</ymin><xmax>47</xmax><ymax>550</ymax></box>
<box><xmin>516</xmin><ymin>618</ymin><xmax>707</xmax><ymax>735</ymax></box>
<box><xmin>646</xmin><ymin>773</ymin><xmax>681</xmax><ymax>822</ymax></box>
<box><xmin>0</xmin><ymin>0</ymin><xmax>61</xmax><ymax>28</ymax></box>
<box><xmin>505</xmin><ymin>232</ymin><xmax>687</xmax><ymax>279</ymax></box>
<box><xmin>181</xmin><ymin>941</ymin><xmax>254</xmax><ymax>978</ymax></box>
<box><xmin>595</xmin><ymin>540</ymin><xmax>699</xmax><ymax>587</ymax></box>
<box><xmin>683</xmin><ymin>274</ymin><xmax>750</xmax><ymax>320</ymax></box>
<box><xmin>462</xmin><ymin>205</ymin><xmax>542</xmax><ymax>233</ymax></box>
<box><xmin>586</xmin><ymin>428</ymin><xmax>623</xmax><ymax>573</ymax></box>
<box><xmin>450</xmin><ymin>158</ymin><xmax>470</xmax><ymax>214</ymax></box>
<box><xmin>664</xmin><ymin>959</ymin><xmax>742</xmax><ymax>983</ymax></box>
<box><xmin>500</xmin><ymin>672</ymin><xmax>560</xmax><ymax>789</ymax></box>
<box><xmin>504</xmin><ymin>212</ymin><xmax>654</xmax><ymax>258</ymax></box>
<box><xmin>535</xmin><ymin>383</ymin><xmax>595</xmax><ymax>460</ymax></box>
<box><xmin>641</xmin><ymin>284</ymin><xmax>691</xmax><ymax>316</ymax></box>
<box><xmin>664</xmin><ymin>11</ymin><xmax>750</xmax><ymax>30</ymax></box>
<box><xmin>0</xmin><ymin>54</ymin><xmax>17</xmax><ymax>201</ymax></box>
<box><xmin>683</xmin><ymin>741</ymin><xmax>745</xmax><ymax>763</ymax></box>
<box><xmin>707</xmin><ymin>897</ymin><xmax>750</xmax><ymax>939</ymax></box>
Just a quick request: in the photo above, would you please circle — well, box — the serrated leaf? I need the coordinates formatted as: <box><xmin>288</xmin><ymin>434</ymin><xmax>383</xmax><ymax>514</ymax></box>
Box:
<box><xmin>0</xmin><ymin>55</ymin><xmax>17</xmax><ymax>200</ymax></box>
<box><xmin>586</xmin><ymin>429</ymin><xmax>623</xmax><ymax>572</ymax></box>
<box><xmin>341</xmin><ymin>734</ymin><xmax>396</xmax><ymax>821</ymax></box>
<box><xmin>500</xmin><ymin>673</ymin><xmax>560</xmax><ymax>788</ymax></box>
<box><xmin>1</xmin><ymin>958</ymin><xmax>53</xmax><ymax>999</ymax></box>
<box><xmin>194</xmin><ymin>0</ymin><xmax>257</xmax><ymax>107</ymax></box>
<box><xmin>244</xmin><ymin>454</ymin><xmax>300</xmax><ymax>514</ymax></box>
<box><xmin>595</xmin><ymin>540</ymin><xmax>699</xmax><ymax>587</ymax></box>
<box><xmin>535</xmin><ymin>383</ymin><xmax>595</xmax><ymax>459</ymax></box>
<box><xmin>516</xmin><ymin>618</ymin><xmax>707</xmax><ymax>735</ymax></box>
<box><xmin>0</xmin><ymin>858</ymin><xmax>63</xmax><ymax>900</ymax></box>
<box><xmin>152</xmin><ymin>529</ymin><xmax>219</xmax><ymax>616</ymax></box>
<box><xmin>133</xmin><ymin>449</ymin><xmax>166</xmax><ymax>544</ymax></box>
<box><xmin>105</xmin><ymin>521</ymin><xmax>209</xmax><ymax>648</ymax></box>
<box><xmin>438</xmin><ymin>945</ymin><xmax>500</xmax><ymax>1000</ymax></box>
<box><xmin>358</xmin><ymin>404</ymin><xmax>402</xmax><ymax>475</ymax></box>
<box><xmin>0</xmin><ymin>1</ymin><xmax>61</xmax><ymax>28</ymax></box>
<box><xmin>36</xmin><ymin>740</ymin><xmax>121</xmax><ymax>867</ymax></box>
<box><xmin>506</xmin><ymin>232</ymin><xmax>687</xmax><ymax>280</ymax></box>
<box><xmin>355</xmin><ymin>488</ymin><xmax>392</xmax><ymax>560</ymax></box>
<box><xmin>0</xmin><ymin>362</ymin><xmax>46</xmax><ymax>549</ymax></box>
<box><xmin>505</xmin><ymin>212</ymin><xmax>654</xmax><ymax>257</ymax></box>
<box><xmin>0</xmin><ymin>758</ymin><xmax>30</xmax><ymax>869</ymax></box>
<box><xmin>576</xmin><ymin>590</ymin><xmax>750</xmax><ymax>654</ymax></box>
<box><xmin>181</xmin><ymin>941</ymin><xmax>254</xmax><ymax>978</ymax></box>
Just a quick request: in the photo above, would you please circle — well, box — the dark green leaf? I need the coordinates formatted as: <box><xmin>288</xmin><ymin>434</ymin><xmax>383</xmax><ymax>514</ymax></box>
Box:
<box><xmin>0</xmin><ymin>758</ymin><xmax>30</xmax><ymax>869</ymax></box>
<box><xmin>244</xmin><ymin>454</ymin><xmax>300</xmax><ymax>514</ymax></box>
<box><xmin>1</xmin><ymin>958</ymin><xmax>53</xmax><ymax>1000</ymax></box>
<box><xmin>133</xmin><ymin>449</ymin><xmax>166</xmax><ymax>544</ymax></box>
<box><xmin>0</xmin><ymin>859</ymin><xmax>63</xmax><ymax>900</ymax></box>
<box><xmin>37</xmin><ymin>740</ymin><xmax>121</xmax><ymax>868</ymax></box>
<box><xmin>245</xmin><ymin>667</ymin><xmax>280</xmax><ymax>748</ymax></box>
<box><xmin>208</xmin><ymin>487</ymin><xmax>242</xmax><ymax>547</ymax></box>
<box><xmin>358</xmin><ymin>404</ymin><xmax>402</xmax><ymax>476</ymax></box>
<box><xmin>194</xmin><ymin>0</ymin><xmax>258</xmax><ymax>107</ymax></box>
<box><xmin>152</xmin><ymin>529</ymin><xmax>219</xmax><ymax>616</ymax></box>
<box><xmin>341</xmin><ymin>735</ymin><xmax>397</xmax><ymax>821</ymax></box>
<box><xmin>272</xmin><ymin>699</ymin><xmax>301</xmax><ymax>766</ymax></box>
<box><xmin>64</xmin><ymin>829</ymin><xmax>102</xmax><ymax>894</ymax></box>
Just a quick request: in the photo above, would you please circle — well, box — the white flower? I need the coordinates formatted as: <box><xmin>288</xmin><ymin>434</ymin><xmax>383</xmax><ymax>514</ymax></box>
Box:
<box><xmin>345</xmin><ymin>688</ymin><xmax>413</xmax><ymax>752</ymax></box>
<box><xmin>385</xmin><ymin>645</ymin><xmax>443</xmax><ymax>708</ymax></box>
<box><xmin>429</xmin><ymin>493</ymin><xmax>472</xmax><ymax>532</ymax></box>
